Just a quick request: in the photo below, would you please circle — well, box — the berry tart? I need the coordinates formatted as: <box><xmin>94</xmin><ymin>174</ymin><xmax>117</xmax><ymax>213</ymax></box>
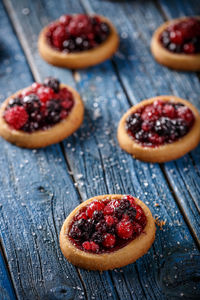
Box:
<box><xmin>0</xmin><ymin>77</ymin><xmax>84</xmax><ymax>148</ymax></box>
<box><xmin>117</xmin><ymin>96</ymin><xmax>200</xmax><ymax>163</ymax></box>
<box><xmin>38</xmin><ymin>14</ymin><xmax>119</xmax><ymax>69</ymax></box>
<box><xmin>60</xmin><ymin>194</ymin><xmax>155</xmax><ymax>270</ymax></box>
<box><xmin>151</xmin><ymin>17</ymin><xmax>200</xmax><ymax>71</ymax></box>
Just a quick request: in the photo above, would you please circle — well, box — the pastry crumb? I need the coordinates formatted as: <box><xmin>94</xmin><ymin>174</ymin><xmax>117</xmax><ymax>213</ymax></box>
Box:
<box><xmin>155</xmin><ymin>216</ymin><xmax>166</xmax><ymax>230</ymax></box>
<box><xmin>154</xmin><ymin>203</ymin><xmax>160</xmax><ymax>207</ymax></box>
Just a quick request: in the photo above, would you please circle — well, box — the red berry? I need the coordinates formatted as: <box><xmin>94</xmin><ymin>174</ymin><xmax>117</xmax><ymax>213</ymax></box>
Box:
<box><xmin>102</xmin><ymin>233</ymin><xmax>116</xmax><ymax>248</ymax></box>
<box><xmin>31</xmin><ymin>82</ymin><xmax>42</xmax><ymax>92</ymax></box>
<box><xmin>177</xmin><ymin>106</ymin><xmax>194</xmax><ymax>125</ymax></box>
<box><xmin>163</xmin><ymin>104</ymin><xmax>176</xmax><ymax>118</ymax></box>
<box><xmin>133</xmin><ymin>222</ymin><xmax>143</xmax><ymax>235</ymax></box>
<box><xmin>90</xmin><ymin>241</ymin><xmax>99</xmax><ymax>252</ymax></box>
<box><xmin>82</xmin><ymin>241</ymin><xmax>91</xmax><ymax>251</ymax></box>
<box><xmin>116</xmin><ymin>220</ymin><xmax>133</xmax><ymax>239</ymax></box>
<box><xmin>4</xmin><ymin>106</ymin><xmax>28</xmax><ymax>130</ymax></box>
<box><xmin>126</xmin><ymin>195</ymin><xmax>136</xmax><ymax>207</ymax></box>
<box><xmin>76</xmin><ymin>212</ymin><xmax>87</xmax><ymax>220</ymax></box>
<box><xmin>86</xmin><ymin>201</ymin><xmax>105</xmax><ymax>218</ymax></box>
<box><xmin>59</xmin><ymin>15</ymin><xmax>71</xmax><ymax>25</ymax></box>
<box><xmin>52</xmin><ymin>25</ymin><xmax>68</xmax><ymax>49</ymax></box>
<box><xmin>61</xmin><ymin>99</ymin><xmax>73</xmax><ymax>109</ymax></box>
<box><xmin>142</xmin><ymin>121</ymin><xmax>153</xmax><ymax>132</ymax></box>
<box><xmin>21</xmin><ymin>88</ymin><xmax>33</xmax><ymax>97</ymax></box>
<box><xmin>169</xmin><ymin>30</ymin><xmax>183</xmax><ymax>44</ymax></box>
<box><xmin>60</xmin><ymin>110</ymin><xmax>68</xmax><ymax>119</ymax></box>
<box><xmin>148</xmin><ymin>133</ymin><xmax>164</xmax><ymax>145</ymax></box>
<box><xmin>104</xmin><ymin>215</ymin><xmax>115</xmax><ymax>226</ymax></box>
<box><xmin>103</xmin><ymin>199</ymin><xmax>120</xmax><ymax>215</ymax></box>
<box><xmin>183</xmin><ymin>43</ymin><xmax>195</xmax><ymax>54</ymax></box>
<box><xmin>37</xmin><ymin>86</ymin><xmax>55</xmax><ymax>103</ymax></box>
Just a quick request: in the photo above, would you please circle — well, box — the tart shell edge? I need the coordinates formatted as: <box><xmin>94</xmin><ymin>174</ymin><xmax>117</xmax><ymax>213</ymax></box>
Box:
<box><xmin>117</xmin><ymin>96</ymin><xmax>200</xmax><ymax>163</ymax></box>
<box><xmin>151</xmin><ymin>17</ymin><xmax>200</xmax><ymax>71</ymax></box>
<box><xmin>0</xmin><ymin>84</ymin><xmax>84</xmax><ymax>148</ymax></box>
<box><xmin>59</xmin><ymin>194</ymin><xmax>156</xmax><ymax>271</ymax></box>
<box><xmin>38</xmin><ymin>16</ymin><xmax>119</xmax><ymax>69</ymax></box>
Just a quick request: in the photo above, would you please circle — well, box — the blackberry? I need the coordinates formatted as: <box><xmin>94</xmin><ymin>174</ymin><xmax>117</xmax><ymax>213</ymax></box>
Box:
<box><xmin>154</xmin><ymin>117</ymin><xmax>175</xmax><ymax>136</ymax></box>
<box><xmin>135</xmin><ymin>130</ymin><xmax>149</xmax><ymax>142</ymax></box>
<box><xmin>23</xmin><ymin>94</ymin><xmax>40</xmax><ymax>113</ymax></box>
<box><xmin>63</xmin><ymin>39</ymin><xmax>76</xmax><ymax>52</ymax></box>
<box><xmin>70</xmin><ymin>226</ymin><xmax>82</xmax><ymax>240</ymax></box>
<box><xmin>173</xmin><ymin>119</ymin><xmax>188</xmax><ymax>137</ymax></box>
<box><xmin>93</xmin><ymin>211</ymin><xmax>104</xmax><ymax>223</ymax></box>
<box><xmin>95</xmin><ymin>220</ymin><xmax>107</xmax><ymax>233</ymax></box>
<box><xmin>126</xmin><ymin>207</ymin><xmax>137</xmax><ymax>220</ymax></box>
<box><xmin>44</xmin><ymin>77</ymin><xmax>60</xmax><ymax>93</ymax></box>
<box><xmin>126</xmin><ymin>113</ymin><xmax>142</xmax><ymax>133</ymax></box>
<box><xmin>46</xmin><ymin>100</ymin><xmax>62</xmax><ymax>124</ymax></box>
<box><xmin>8</xmin><ymin>97</ymin><xmax>23</xmax><ymax>108</ymax></box>
<box><xmin>91</xmin><ymin>232</ymin><xmax>103</xmax><ymax>244</ymax></box>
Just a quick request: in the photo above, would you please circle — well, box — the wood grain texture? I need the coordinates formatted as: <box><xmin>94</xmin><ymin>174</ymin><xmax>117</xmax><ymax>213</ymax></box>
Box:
<box><xmin>0</xmin><ymin>1</ymin><xmax>118</xmax><ymax>299</ymax></box>
<box><xmin>0</xmin><ymin>0</ymin><xmax>200</xmax><ymax>299</ymax></box>
<box><xmin>0</xmin><ymin>249</ymin><xmax>16</xmax><ymax>300</ymax></box>
<box><xmin>82</xmin><ymin>0</ymin><xmax>200</xmax><ymax>243</ymax></box>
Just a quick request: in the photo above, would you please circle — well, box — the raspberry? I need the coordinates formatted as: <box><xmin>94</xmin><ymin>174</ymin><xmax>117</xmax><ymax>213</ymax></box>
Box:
<box><xmin>76</xmin><ymin>212</ymin><xmax>87</xmax><ymax>220</ymax></box>
<box><xmin>86</xmin><ymin>201</ymin><xmax>105</xmax><ymax>218</ymax></box>
<box><xmin>37</xmin><ymin>86</ymin><xmax>55</xmax><ymax>103</ymax></box>
<box><xmin>104</xmin><ymin>215</ymin><xmax>115</xmax><ymax>226</ymax></box>
<box><xmin>103</xmin><ymin>199</ymin><xmax>121</xmax><ymax>215</ymax></box>
<box><xmin>116</xmin><ymin>220</ymin><xmax>133</xmax><ymax>239</ymax></box>
<box><xmin>183</xmin><ymin>43</ymin><xmax>195</xmax><ymax>54</ymax></box>
<box><xmin>102</xmin><ymin>233</ymin><xmax>116</xmax><ymax>248</ymax></box>
<box><xmin>82</xmin><ymin>241</ymin><xmax>91</xmax><ymax>251</ymax></box>
<box><xmin>169</xmin><ymin>30</ymin><xmax>183</xmax><ymax>44</ymax></box>
<box><xmin>90</xmin><ymin>241</ymin><xmax>99</xmax><ymax>252</ymax></box>
<box><xmin>4</xmin><ymin>106</ymin><xmax>28</xmax><ymax>130</ymax></box>
<box><xmin>177</xmin><ymin>106</ymin><xmax>194</xmax><ymax>125</ymax></box>
<box><xmin>163</xmin><ymin>104</ymin><xmax>176</xmax><ymax>118</ymax></box>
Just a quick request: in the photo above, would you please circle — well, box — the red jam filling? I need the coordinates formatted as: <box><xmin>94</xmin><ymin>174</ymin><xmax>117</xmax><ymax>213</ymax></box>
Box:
<box><xmin>68</xmin><ymin>196</ymin><xmax>147</xmax><ymax>254</ymax></box>
<box><xmin>4</xmin><ymin>77</ymin><xmax>74</xmax><ymax>132</ymax></box>
<box><xmin>126</xmin><ymin>100</ymin><xmax>195</xmax><ymax>147</ymax></box>
<box><xmin>160</xmin><ymin>18</ymin><xmax>200</xmax><ymax>54</ymax></box>
<box><xmin>46</xmin><ymin>14</ymin><xmax>110</xmax><ymax>53</ymax></box>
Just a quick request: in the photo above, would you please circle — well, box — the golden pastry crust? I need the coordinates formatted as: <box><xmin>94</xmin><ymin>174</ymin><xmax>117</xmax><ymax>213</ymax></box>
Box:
<box><xmin>151</xmin><ymin>17</ymin><xmax>200</xmax><ymax>71</ymax></box>
<box><xmin>60</xmin><ymin>194</ymin><xmax>156</xmax><ymax>271</ymax></box>
<box><xmin>38</xmin><ymin>16</ymin><xmax>119</xmax><ymax>69</ymax></box>
<box><xmin>117</xmin><ymin>96</ymin><xmax>200</xmax><ymax>163</ymax></box>
<box><xmin>0</xmin><ymin>84</ymin><xmax>84</xmax><ymax>148</ymax></box>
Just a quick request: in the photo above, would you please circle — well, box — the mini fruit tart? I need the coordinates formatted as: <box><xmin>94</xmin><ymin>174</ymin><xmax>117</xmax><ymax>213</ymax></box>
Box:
<box><xmin>117</xmin><ymin>96</ymin><xmax>200</xmax><ymax>163</ymax></box>
<box><xmin>151</xmin><ymin>17</ymin><xmax>200</xmax><ymax>71</ymax></box>
<box><xmin>38</xmin><ymin>14</ymin><xmax>119</xmax><ymax>69</ymax></box>
<box><xmin>60</xmin><ymin>194</ymin><xmax>155</xmax><ymax>270</ymax></box>
<box><xmin>0</xmin><ymin>77</ymin><xmax>84</xmax><ymax>148</ymax></box>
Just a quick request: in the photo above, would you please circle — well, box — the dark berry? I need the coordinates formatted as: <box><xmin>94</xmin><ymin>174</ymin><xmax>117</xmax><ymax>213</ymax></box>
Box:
<box><xmin>160</xmin><ymin>18</ymin><xmax>200</xmax><ymax>54</ymax></box>
<box><xmin>46</xmin><ymin>100</ymin><xmax>62</xmax><ymax>124</ymax></box>
<box><xmin>44</xmin><ymin>77</ymin><xmax>60</xmax><ymax>93</ymax></box>
<box><xmin>23</xmin><ymin>94</ymin><xmax>40</xmax><ymax>113</ymax></box>
<box><xmin>95</xmin><ymin>220</ymin><xmax>107</xmax><ymax>233</ymax></box>
<box><xmin>126</xmin><ymin>113</ymin><xmax>142</xmax><ymax>132</ymax></box>
<box><xmin>91</xmin><ymin>232</ymin><xmax>103</xmax><ymax>244</ymax></box>
<box><xmin>7</xmin><ymin>97</ymin><xmax>23</xmax><ymax>108</ymax></box>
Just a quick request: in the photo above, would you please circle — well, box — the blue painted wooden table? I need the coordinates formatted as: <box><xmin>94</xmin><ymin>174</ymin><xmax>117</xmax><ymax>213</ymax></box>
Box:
<box><xmin>0</xmin><ymin>0</ymin><xmax>200</xmax><ymax>299</ymax></box>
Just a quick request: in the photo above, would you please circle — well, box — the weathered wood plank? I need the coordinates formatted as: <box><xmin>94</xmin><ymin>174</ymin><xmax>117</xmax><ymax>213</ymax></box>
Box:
<box><xmin>0</xmin><ymin>249</ymin><xmax>16</xmax><ymax>300</ymax></box>
<box><xmin>2</xmin><ymin>0</ymin><xmax>200</xmax><ymax>299</ymax></box>
<box><xmin>0</xmin><ymin>1</ymin><xmax>117</xmax><ymax>299</ymax></box>
<box><xmin>82</xmin><ymin>0</ymin><xmax>200</xmax><ymax>243</ymax></box>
